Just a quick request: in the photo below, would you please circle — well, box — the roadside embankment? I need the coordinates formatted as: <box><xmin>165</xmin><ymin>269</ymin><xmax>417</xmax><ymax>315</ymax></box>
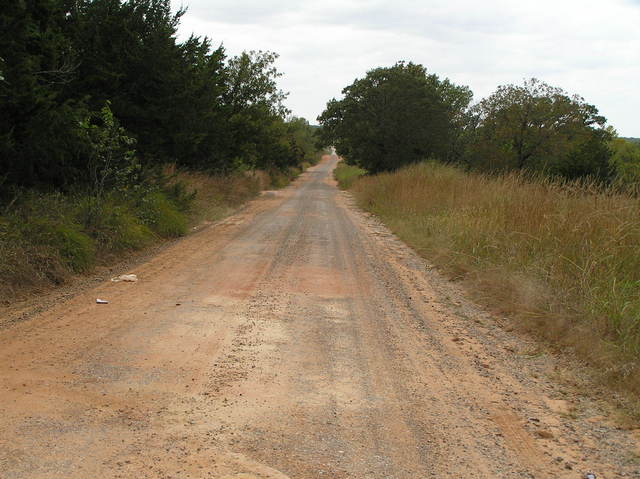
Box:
<box><xmin>342</xmin><ymin>160</ymin><xmax>640</xmax><ymax>416</ymax></box>
<box><xmin>0</xmin><ymin>165</ymin><xmax>307</xmax><ymax>306</ymax></box>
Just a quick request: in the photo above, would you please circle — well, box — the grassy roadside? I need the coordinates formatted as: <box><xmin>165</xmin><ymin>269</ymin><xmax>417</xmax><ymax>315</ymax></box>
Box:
<box><xmin>343</xmin><ymin>161</ymin><xmax>640</xmax><ymax>416</ymax></box>
<box><xmin>0</xmin><ymin>166</ymin><xmax>305</xmax><ymax>305</ymax></box>
<box><xmin>334</xmin><ymin>162</ymin><xmax>366</xmax><ymax>189</ymax></box>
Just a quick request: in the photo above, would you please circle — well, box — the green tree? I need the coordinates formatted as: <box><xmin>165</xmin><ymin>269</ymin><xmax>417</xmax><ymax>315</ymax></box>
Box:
<box><xmin>286</xmin><ymin>117</ymin><xmax>319</xmax><ymax>165</ymax></box>
<box><xmin>65</xmin><ymin>0</ymin><xmax>189</xmax><ymax>162</ymax></box>
<box><xmin>63</xmin><ymin>0</ymin><xmax>233</xmax><ymax>171</ymax></box>
<box><xmin>437</xmin><ymin>78</ymin><xmax>473</xmax><ymax>162</ymax></box>
<box><xmin>0</xmin><ymin>0</ymin><xmax>313</xmax><ymax>195</ymax></box>
<box><xmin>222</xmin><ymin>50</ymin><xmax>292</xmax><ymax>172</ymax></box>
<box><xmin>0</xmin><ymin>0</ymin><xmax>88</xmax><ymax>189</ymax></box>
<box><xmin>225</xmin><ymin>50</ymin><xmax>289</xmax><ymax>117</ymax></box>
<box><xmin>78</xmin><ymin>101</ymin><xmax>140</xmax><ymax>225</ymax></box>
<box><xmin>465</xmin><ymin>78</ymin><xmax>611</xmax><ymax>179</ymax></box>
<box><xmin>318</xmin><ymin>61</ymin><xmax>470</xmax><ymax>173</ymax></box>
<box><xmin>609</xmin><ymin>135</ymin><xmax>640</xmax><ymax>186</ymax></box>
<box><xmin>169</xmin><ymin>34</ymin><xmax>227</xmax><ymax>169</ymax></box>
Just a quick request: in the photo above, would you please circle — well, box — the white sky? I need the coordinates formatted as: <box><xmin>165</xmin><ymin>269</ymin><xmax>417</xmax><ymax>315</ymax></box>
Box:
<box><xmin>175</xmin><ymin>0</ymin><xmax>640</xmax><ymax>136</ymax></box>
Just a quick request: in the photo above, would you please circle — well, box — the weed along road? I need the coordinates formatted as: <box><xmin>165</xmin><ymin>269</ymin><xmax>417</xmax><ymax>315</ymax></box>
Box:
<box><xmin>0</xmin><ymin>155</ymin><xmax>637</xmax><ymax>478</ymax></box>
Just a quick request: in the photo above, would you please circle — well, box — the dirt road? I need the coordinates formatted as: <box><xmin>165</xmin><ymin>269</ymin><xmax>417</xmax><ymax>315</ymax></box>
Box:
<box><xmin>0</xmin><ymin>155</ymin><xmax>637</xmax><ymax>478</ymax></box>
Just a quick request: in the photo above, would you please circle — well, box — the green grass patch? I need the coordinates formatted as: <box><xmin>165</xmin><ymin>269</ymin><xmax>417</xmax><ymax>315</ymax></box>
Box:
<box><xmin>334</xmin><ymin>162</ymin><xmax>366</xmax><ymax>189</ymax></box>
<box><xmin>0</xmin><ymin>187</ymin><xmax>190</xmax><ymax>302</ymax></box>
<box><xmin>138</xmin><ymin>191</ymin><xmax>188</xmax><ymax>238</ymax></box>
<box><xmin>77</xmin><ymin>197</ymin><xmax>154</xmax><ymax>251</ymax></box>
<box><xmin>19</xmin><ymin>218</ymin><xmax>95</xmax><ymax>273</ymax></box>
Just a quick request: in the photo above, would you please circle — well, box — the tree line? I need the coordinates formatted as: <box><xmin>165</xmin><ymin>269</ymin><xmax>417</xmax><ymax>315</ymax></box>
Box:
<box><xmin>318</xmin><ymin>61</ymin><xmax>639</xmax><ymax>186</ymax></box>
<box><xmin>0</xmin><ymin>0</ymin><xmax>319</xmax><ymax>196</ymax></box>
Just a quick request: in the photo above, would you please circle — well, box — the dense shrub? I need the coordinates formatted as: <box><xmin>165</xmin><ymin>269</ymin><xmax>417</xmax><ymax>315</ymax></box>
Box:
<box><xmin>138</xmin><ymin>191</ymin><xmax>187</xmax><ymax>238</ymax></box>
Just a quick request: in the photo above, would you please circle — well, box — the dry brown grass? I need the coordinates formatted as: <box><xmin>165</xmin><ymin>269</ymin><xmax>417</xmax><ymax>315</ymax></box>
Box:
<box><xmin>351</xmin><ymin>161</ymin><xmax>640</xmax><ymax>408</ymax></box>
<box><xmin>173</xmin><ymin>170</ymin><xmax>267</xmax><ymax>225</ymax></box>
<box><xmin>173</xmin><ymin>165</ymin><xmax>308</xmax><ymax>225</ymax></box>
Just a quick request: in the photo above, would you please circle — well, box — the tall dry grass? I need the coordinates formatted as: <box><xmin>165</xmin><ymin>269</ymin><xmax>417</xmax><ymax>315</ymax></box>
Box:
<box><xmin>352</xmin><ymin>161</ymin><xmax>640</xmax><ymax>399</ymax></box>
<box><xmin>173</xmin><ymin>164</ymin><xmax>307</xmax><ymax>224</ymax></box>
<box><xmin>172</xmin><ymin>170</ymin><xmax>267</xmax><ymax>225</ymax></box>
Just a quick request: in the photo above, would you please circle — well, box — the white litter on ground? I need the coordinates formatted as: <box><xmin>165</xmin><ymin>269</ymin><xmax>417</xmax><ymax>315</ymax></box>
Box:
<box><xmin>111</xmin><ymin>274</ymin><xmax>138</xmax><ymax>283</ymax></box>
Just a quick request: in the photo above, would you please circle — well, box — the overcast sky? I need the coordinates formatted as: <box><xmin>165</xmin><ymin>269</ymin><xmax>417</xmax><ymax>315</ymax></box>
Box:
<box><xmin>175</xmin><ymin>0</ymin><xmax>640</xmax><ymax>136</ymax></box>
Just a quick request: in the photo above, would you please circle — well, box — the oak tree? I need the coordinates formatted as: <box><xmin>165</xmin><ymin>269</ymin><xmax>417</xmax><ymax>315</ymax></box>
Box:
<box><xmin>318</xmin><ymin>62</ymin><xmax>470</xmax><ymax>173</ymax></box>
